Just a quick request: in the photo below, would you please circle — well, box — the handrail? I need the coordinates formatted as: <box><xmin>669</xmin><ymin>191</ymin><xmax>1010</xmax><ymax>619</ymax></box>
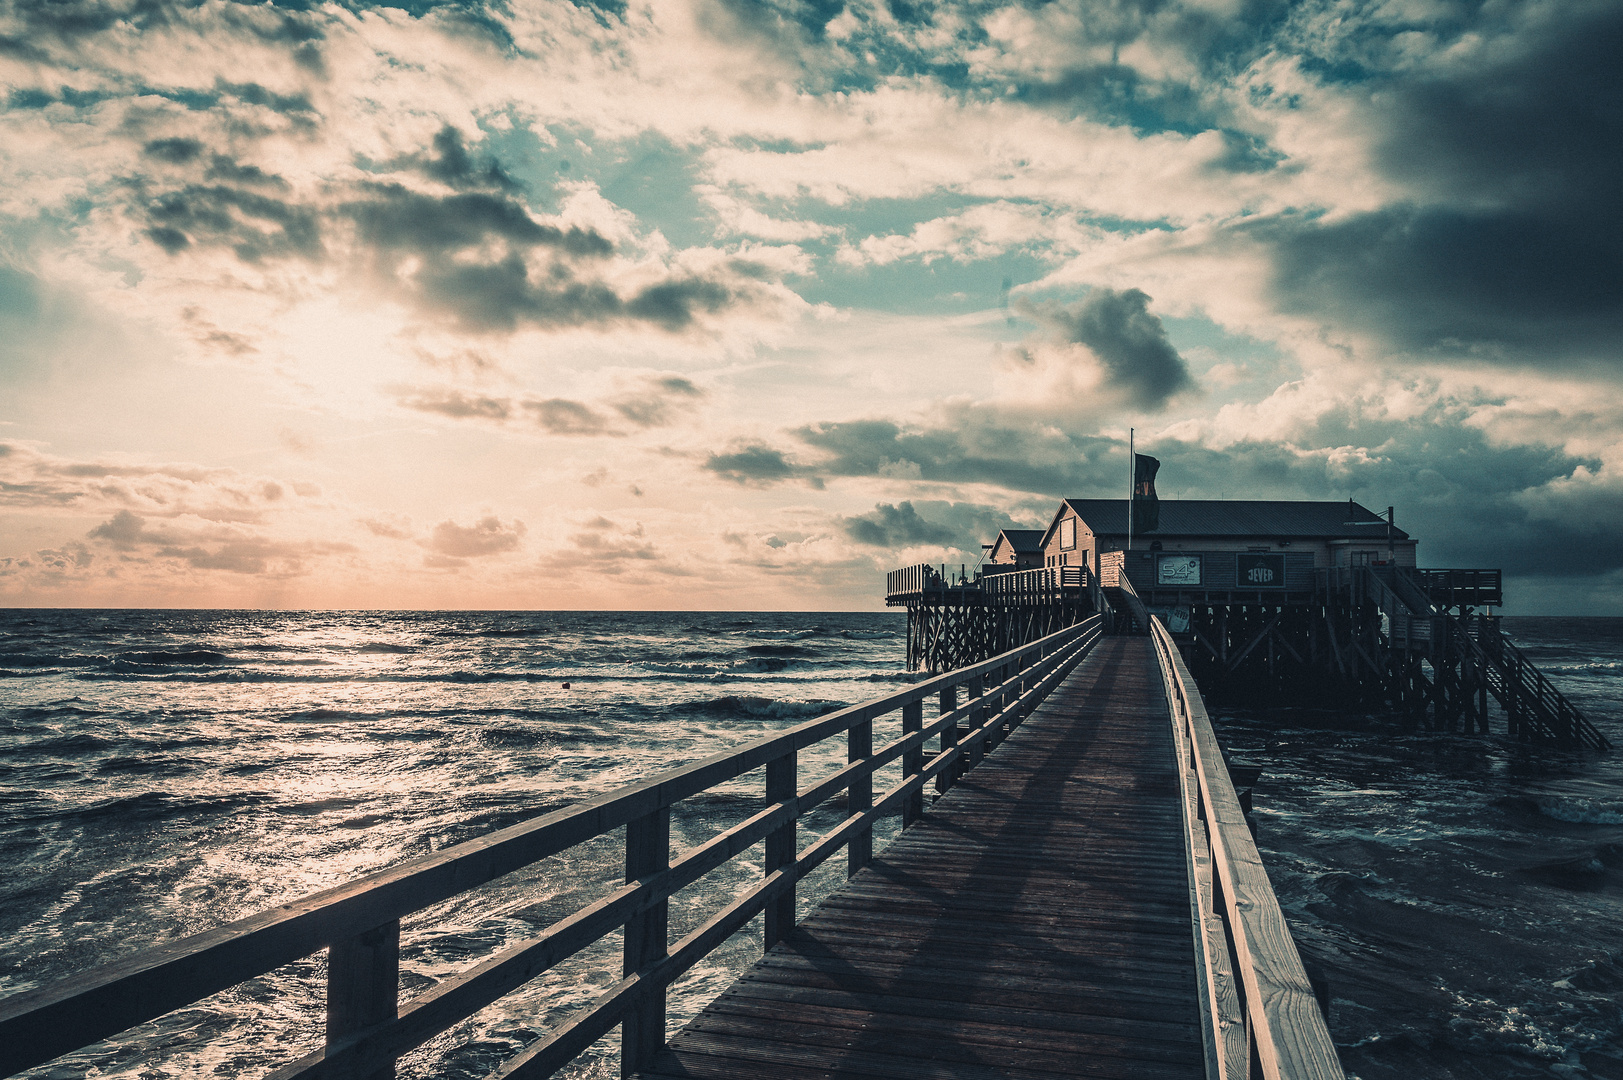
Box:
<box><xmin>1149</xmin><ymin>617</ymin><xmax>1344</xmax><ymax>1080</ymax></box>
<box><xmin>0</xmin><ymin>617</ymin><xmax>1106</xmax><ymax>1080</ymax></box>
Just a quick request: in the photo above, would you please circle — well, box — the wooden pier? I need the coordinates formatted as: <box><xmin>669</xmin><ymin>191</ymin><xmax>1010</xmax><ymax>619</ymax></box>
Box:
<box><xmin>0</xmin><ymin>615</ymin><xmax>1342</xmax><ymax>1080</ymax></box>
<box><xmin>636</xmin><ymin>636</ymin><xmax>1208</xmax><ymax>1080</ymax></box>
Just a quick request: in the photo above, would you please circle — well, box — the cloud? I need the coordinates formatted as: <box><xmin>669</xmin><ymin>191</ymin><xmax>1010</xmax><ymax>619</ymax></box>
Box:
<box><xmin>704</xmin><ymin>442</ymin><xmax>808</xmax><ymax>486</ymax></box>
<box><xmin>838</xmin><ymin>499</ymin><xmax>1021</xmax><ymax>551</ymax></box>
<box><xmin>425</xmin><ymin>516</ymin><xmax>526</xmax><ymax>558</ymax></box>
<box><xmin>1244</xmin><ymin>1</ymin><xmax>1623</xmax><ymax>366</ymax></box>
<box><xmin>83</xmin><ymin>510</ymin><xmax>354</xmax><ymax>576</ymax></box>
<box><xmin>0</xmin><ymin>441</ymin><xmax>309</xmax><ymax>521</ymax></box>
<box><xmin>398</xmin><ymin>374</ymin><xmax>707</xmax><ymax>435</ymax></box>
<box><xmin>1013</xmin><ymin>288</ymin><xmax>1195</xmax><ymax>410</ymax></box>
<box><xmin>523</xmin><ymin>398</ymin><xmax>615</xmax><ymax>436</ymax></box>
<box><xmin>400</xmin><ymin>389</ymin><xmax>513</xmax><ymax>421</ymax></box>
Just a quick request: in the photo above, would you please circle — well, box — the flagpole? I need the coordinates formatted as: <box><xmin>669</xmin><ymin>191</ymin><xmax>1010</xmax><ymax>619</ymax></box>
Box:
<box><xmin>1127</xmin><ymin>427</ymin><xmax>1134</xmax><ymax>554</ymax></box>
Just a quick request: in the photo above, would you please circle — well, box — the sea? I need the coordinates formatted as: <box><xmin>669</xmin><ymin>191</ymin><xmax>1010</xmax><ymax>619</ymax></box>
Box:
<box><xmin>0</xmin><ymin>610</ymin><xmax>1620</xmax><ymax>1080</ymax></box>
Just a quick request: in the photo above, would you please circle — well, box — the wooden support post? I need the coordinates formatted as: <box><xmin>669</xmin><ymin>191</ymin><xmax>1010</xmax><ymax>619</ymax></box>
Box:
<box><xmin>936</xmin><ymin>684</ymin><xmax>959</xmax><ymax>794</ymax></box>
<box><xmin>326</xmin><ymin>920</ymin><xmax>400</xmax><ymax>1080</ymax></box>
<box><xmin>764</xmin><ymin>751</ymin><xmax>797</xmax><ymax>949</ymax></box>
<box><xmin>622</xmin><ymin>808</ymin><xmax>670</xmax><ymax>1078</ymax></box>
<box><xmin>902</xmin><ymin>699</ymin><xmax>924</xmax><ymax>826</ymax></box>
<box><xmin>847</xmin><ymin>719</ymin><xmax>873</xmax><ymax>878</ymax></box>
<box><xmin>966</xmin><ymin>671</ymin><xmax>986</xmax><ymax>769</ymax></box>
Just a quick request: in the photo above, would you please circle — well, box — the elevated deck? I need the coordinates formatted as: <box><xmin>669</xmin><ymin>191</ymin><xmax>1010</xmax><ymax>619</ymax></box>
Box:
<box><xmin>640</xmin><ymin>637</ymin><xmax>1204</xmax><ymax>1080</ymax></box>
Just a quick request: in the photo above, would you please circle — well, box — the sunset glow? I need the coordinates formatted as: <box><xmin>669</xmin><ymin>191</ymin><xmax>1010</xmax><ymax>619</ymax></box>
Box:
<box><xmin>3</xmin><ymin>0</ymin><xmax>1620</xmax><ymax>611</ymax></box>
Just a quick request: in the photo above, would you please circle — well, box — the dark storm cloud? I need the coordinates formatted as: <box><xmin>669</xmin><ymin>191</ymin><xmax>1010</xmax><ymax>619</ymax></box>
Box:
<box><xmin>843</xmin><ymin>496</ymin><xmax>993</xmax><ymax>548</ymax></box>
<box><xmin>394</xmin><ymin>125</ymin><xmax>521</xmax><ymax>192</ymax></box>
<box><xmin>1258</xmin><ymin>2</ymin><xmax>1623</xmax><ymax>364</ymax></box>
<box><xmin>1015</xmin><ymin>289</ymin><xmax>1194</xmax><ymax>410</ymax></box>
<box><xmin>0</xmin><ymin>0</ymin><xmax>322</xmax><ymax>54</ymax></box>
<box><xmin>127</xmin><ymin>131</ymin><xmax>754</xmax><ymax>334</ymax></box>
<box><xmin>143</xmin><ymin>137</ymin><xmax>204</xmax><ymax>163</ymax></box>
<box><xmin>704</xmin><ymin>443</ymin><xmax>806</xmax><ymax>486</ymax></box>
<box><xmin>140</xmin><ymin>183</ymin><xmax>323</xmax><ymax>260</ymax></box>
<box><xmin>339</xmin><ymin>185</ymin><xmax>742</xmax><ymax>333</ymax></box>
<box><xmin>344</xmin><ymin>185</ymin><xmax>613</xmax><ymax>257</ymax></box>
<box><xmin>795</xmin><ymin>414</ymin><xmax>1120</xmax><ymax>494</ymax></box>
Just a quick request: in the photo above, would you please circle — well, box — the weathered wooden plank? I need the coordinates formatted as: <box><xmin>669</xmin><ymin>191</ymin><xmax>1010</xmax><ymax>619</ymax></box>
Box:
<box><xmin>643</xmin><ymin>637</ymin><xmax>1207</xmax><ymax>1080</ymax></box>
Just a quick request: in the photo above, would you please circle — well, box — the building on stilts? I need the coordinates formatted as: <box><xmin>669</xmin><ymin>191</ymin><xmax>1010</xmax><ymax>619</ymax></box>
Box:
<box><xmin>887</xmin><ymin>496</ymin><xmax>1607</xmax><ymax>749</ymax></box>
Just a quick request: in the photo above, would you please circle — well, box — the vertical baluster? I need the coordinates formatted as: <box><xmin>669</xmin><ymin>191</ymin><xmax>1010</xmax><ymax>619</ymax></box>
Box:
<box><xmin>902</xmin><ymin>699</ymin><xmax>924</xmax><ymax>827</ymax></box>
<box><xmin>848</xmin><ymin>718</ymin><xmax>873</xmax><ymax>878</ymax></box>
<box><xmin>764</xmin><ymin>751</ymin><xmax>797</xmax><ymax>949</ymax></box>
<box><xmin>936</xmin><ymin>683</ymin><xmax>959</xmax><ymax>794</ymax></box>
<box><xmin>622</xmin><ymin>808</ymin><xmax>670</xmax><ymax>1078</ymax></box>
<box><xmin>327</xmin><ymin>920</ymin><xmax>400</xmax><ymax>1080</ymax></box>
<box><xmin>966</xmin><ymin>671</ymin><xmax>986</xmax><ymax>768</ymax></box>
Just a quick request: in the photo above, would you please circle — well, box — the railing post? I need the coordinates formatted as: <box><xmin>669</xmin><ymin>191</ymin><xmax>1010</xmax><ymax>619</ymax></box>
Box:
<box><xmin>936</xmin><ymin>683</ymin><xmax>959</xmax><ymax>794</ymax></box>
<box><xmin>848</xmin><ymin>718</ymin><xmax>873</xmax><ymax>878</ymax></box>
<box><xmin>327</xmin><ymin>920</ymin><xmax>400</xmax><ymax>1080</ymax></box>
<box><xmin>764</xmin><ymin>750</ymin><xmax>797</xmax><ymax>949</ymax></box>
<box><xmin>622</xmin><ymin>808</ymin><xmax>670</xmax><ymax>1077</ymax></box>
<box><xmin>966</xmin><ymin>671</ymin><xmax>986</xmax><ymax>767</ymax></box>
<box><xmin>902</xmin><ymin>699</ymin><xmax>924</xmax><ymax>827</ymax></box>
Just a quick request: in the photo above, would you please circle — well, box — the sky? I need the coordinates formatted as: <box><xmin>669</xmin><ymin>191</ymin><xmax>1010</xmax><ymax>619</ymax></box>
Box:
<box><xmin>1</xmin><ymin>0</ymin><xmax>1620</xmax><ymax>612</ymax></box>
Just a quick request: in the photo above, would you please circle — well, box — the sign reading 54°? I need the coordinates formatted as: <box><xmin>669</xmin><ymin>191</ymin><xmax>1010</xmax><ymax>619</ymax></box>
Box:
<box><xmin>1157</xmin><ymin>554</ymin><xmax>1202</xmax><ymax>586</ymax></box>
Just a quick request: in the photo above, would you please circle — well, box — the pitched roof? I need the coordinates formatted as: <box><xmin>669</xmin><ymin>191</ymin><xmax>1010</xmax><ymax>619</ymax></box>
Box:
<box><xmin>1058</xmin><ymin>499</ymin><xmax>1411</xmax><ymax>541</ymax></box>
<box><xmin>994</xmin><ymin>529</ymin><xmax>1046</xmax><ymax>553</ymax></box>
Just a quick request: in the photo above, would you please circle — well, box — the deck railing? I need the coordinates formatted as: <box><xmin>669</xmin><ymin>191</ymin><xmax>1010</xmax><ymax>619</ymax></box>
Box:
<box><xmin>1149</xmin><ymin>617</ymin><xmax>1345</xmax><ymax>1080</ymax></box>
<box><xmin>978</xmin><ymin>564</ymin><xmax>1086</xmax><ymax>600</ymax></box>
<box><xmin>0</xmin><ymin>618</ymin><xmax>1105</xmax><ymax>1080</ymax></box>
<box><xmin>886</xmin><ymin>563</ymin><xmax>1084</xmax><ymax>603</ymax></box>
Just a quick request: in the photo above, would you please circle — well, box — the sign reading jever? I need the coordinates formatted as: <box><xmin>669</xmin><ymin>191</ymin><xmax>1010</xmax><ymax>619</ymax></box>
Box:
<box><xmin>1237</xmin><ymin>552</ymin><xmax>1286</xmax><ymax>588</ymax></box>
<box><xmin>1156</xmin><ymin>554</ymin><xmax>1202</xmax><ymax>586</ymax></box>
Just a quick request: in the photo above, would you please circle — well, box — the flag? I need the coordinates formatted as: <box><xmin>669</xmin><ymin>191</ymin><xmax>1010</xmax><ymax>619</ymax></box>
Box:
<box><xmin>1132</xmin><ymin>453</ymin><xmax>1159</xmax><ymax>532</ymax></box>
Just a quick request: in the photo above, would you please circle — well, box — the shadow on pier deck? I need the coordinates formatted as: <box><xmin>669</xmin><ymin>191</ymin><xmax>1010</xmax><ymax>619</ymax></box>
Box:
<box><xmin>640</xmin><ymin>637</ymin><xmax>1204</xmax><ymax>1080</ymax></box>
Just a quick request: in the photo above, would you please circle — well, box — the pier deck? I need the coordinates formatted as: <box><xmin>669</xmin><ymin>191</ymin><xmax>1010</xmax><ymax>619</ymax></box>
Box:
<box><xmin>639</xmin><ymin>636</ymin><xmax>1205</xmax><ymax>1080</ymax></box>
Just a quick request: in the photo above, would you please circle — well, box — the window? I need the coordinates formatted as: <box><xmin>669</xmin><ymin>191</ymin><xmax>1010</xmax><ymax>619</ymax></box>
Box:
<box><xmin>1059</xmin><ymin>517</ymin><xmax>1076</xmax><ymax>551</ymax></box>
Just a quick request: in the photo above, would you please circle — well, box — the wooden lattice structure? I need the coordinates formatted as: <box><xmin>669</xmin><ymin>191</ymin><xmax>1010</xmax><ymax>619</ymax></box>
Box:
<box><xmin>885</xmin><ymin>564</ymin><xmax>1096</xmax><ymax>672</ymax></box>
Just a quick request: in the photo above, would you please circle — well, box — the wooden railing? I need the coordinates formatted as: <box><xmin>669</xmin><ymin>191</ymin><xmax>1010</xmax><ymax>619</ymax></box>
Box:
<box><xmin>0</xmin><ymin>618</ymin><xmax>1105</xmax><ymax>1080</ymax></box>
<box><xmin>1364</xmin><ymin>570</ymin><xmax>1607</xmax><ymax>749</ymax></box>
<box><xmin>978</xmin><ymin>564</ymin><xmax>1086</xmax><ymax>601</ymax></box>
<box><xmin>1449</xmin><ymin>614</ymin><xmax>1609</xmax><ymax>750</ymax></box>
<box><xmin>1149</xmin><ymin>617</ymin><xmax>1345</xmax><ymax>1080</ymax></box>
<box><xmin>887</xmin><ymin>563</ymin><xmax>1084</xmax><ymax>603</ymax></box>
<box><xmin>1412</xmin><ymin>568</ymin><xmax>1502</xmax><ymax>608</ymax></box>
<box><xmin>885</xmin><ymin>562</ymin><xmax>941</xmax><ymax>599</ymax></box>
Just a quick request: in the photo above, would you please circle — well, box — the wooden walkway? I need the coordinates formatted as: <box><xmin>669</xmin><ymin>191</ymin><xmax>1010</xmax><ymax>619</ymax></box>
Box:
<box><xmin>639</xmin><ymin>636</ymin><xmax>1205</xmax><ymax>1080</ymax></box>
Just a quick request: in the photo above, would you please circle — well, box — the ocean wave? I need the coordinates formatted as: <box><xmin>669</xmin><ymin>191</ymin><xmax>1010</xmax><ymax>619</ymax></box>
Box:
<box><xmin>16</xmin><ymin>732</ymin><xmax>118</xmax><ymax>754</ymax></box>
<box><xmin>355</xmin><ymin>643</ymin><xmax>417</xmax><ymax>654</ymax></box>
<box><xmin>0</xmin><ymin>652</ymin><xmax>107</xmax><ymax>668</ymax></box>
<box><xmin>1536</xmin><ymin>797</ymin><xmax>1623</xmax><ymax>825</ymax></box>
<box><xmin>672</xmin><ymin>695</ymin><xmax>847</xmax><ymax>721</ymax></box>
<box><xmin>117</xmin><ymin>650</ymin><xmax>234</xmax><ymax>666</ymax></box>
<box><xmin>282</xmin><ymin>708</ymin><xmax>383</xmax><ymax>723</ymax></box>
<box><xmin>1543</xmin><ymin>660</ymin><xmax>1623</xmax><ymax>675</ymax></box>
<box><xmin>743</xmin><ymin>644</ymin><xmax>824</xmax><ymax>658</ymax></box>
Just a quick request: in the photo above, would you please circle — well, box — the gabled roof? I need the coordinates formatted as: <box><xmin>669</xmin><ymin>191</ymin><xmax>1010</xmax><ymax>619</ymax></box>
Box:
<box><xmin>992</xmin><ymin>529</ymin><xmax>1046</xmax><ymax>554</ymax></box>
<box><xmin>1049</xmin><ymin>499</ymin><xmax>1411</xmax><ymax>541</ymax></box>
